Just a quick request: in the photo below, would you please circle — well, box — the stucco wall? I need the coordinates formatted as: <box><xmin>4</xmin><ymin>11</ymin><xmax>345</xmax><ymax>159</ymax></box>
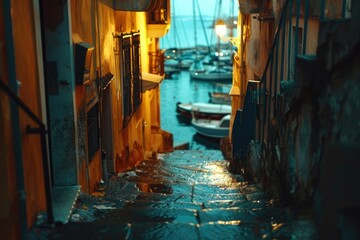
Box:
<box><xmin>70</xmin><ymin>1</ymin><xmax>156</xmax><ymax>189</ymax></box>
<box><xmin>1</xmin><ymin>0</ymin><xmax>47</xmax><ymax>236</ymax></box>
<box><xmin>0</xmin><ymin>6</ymin><xmax>17</xmax><ymax>238</ymax></box>
<box><xmin>43</xmin><ymin>1</ymin><xmax>78</xmax><ymax>187</ymax></box>
<box><xmin>11</xmin><ymin>0</ymin><xmax>47</xmax><ymax>229</ymax></box>
<box><xmin>314</xmin><ymin>3</ymin><xmax>360</xmax><ymax>237</ymax></box>
<box><xmin>244</xmin><ymin>2</ymin><xmax>360</xmax><ymax>238</ymax></box>
<box><xmin>0</xmin><ymin>61</ymin><xmax>19</xmax><ymax>238</ymax></box>
<box><xmin>112</xmin><ymin>10</ymin><xmax>152</xmax><ymax>173</ymax></box>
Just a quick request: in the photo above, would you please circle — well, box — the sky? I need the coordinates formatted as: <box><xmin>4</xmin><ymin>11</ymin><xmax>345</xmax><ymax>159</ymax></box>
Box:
<box><xmin>171</xmin><ymin>0</ymin><xmax>238</xmax><ymax>18</ymax></box>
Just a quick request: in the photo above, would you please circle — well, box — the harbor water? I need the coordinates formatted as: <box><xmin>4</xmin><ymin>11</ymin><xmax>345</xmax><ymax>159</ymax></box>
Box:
<box><xmin>160</xmin><ymin>70</ymin><xmax>231</xmax><ymax>150</ymax></box>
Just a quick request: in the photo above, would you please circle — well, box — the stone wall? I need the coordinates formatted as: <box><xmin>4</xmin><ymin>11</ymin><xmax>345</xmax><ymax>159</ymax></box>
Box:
<box><xmin>313</xmin><ymin>1</ymin><xmax>360</xmax><ymax>237</ymax></box>
<box><xmin>245</xmin><ymin>1</ymin><xmax>360</xmax><ymax>238</ymax></box>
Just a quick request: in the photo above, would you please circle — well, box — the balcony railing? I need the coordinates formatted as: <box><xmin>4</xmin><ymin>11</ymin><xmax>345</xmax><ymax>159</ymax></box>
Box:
<box><xmin>148</xmin><ymin>50</ymin><xmax>165</xmax><ymax>76</ymax></box>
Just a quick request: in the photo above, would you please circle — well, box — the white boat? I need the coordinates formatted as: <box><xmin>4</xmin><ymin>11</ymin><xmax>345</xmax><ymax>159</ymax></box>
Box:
<box><xmin>179</xmin><ymin>58</ymin><xmax>195</xmax><ymax>69</ymax></box>
<box><xmin>191</xmin><ymin>114</ymin><xmax>231</xmax><ymax>138</ymax></box>
<box><xmin>176</xmin><ymin>102</ymin><xmax>231</xmax><ymax>120</ymax></box>
<box><xmin>164</xmin><ymin>59</ymin><xmax>180</xmax><ymax>68</ymax></box>
<box><xmin>164</xmin><ymin>55</ymin><xmax>194</xmax><ymax>70</ymax></box>
<box><xmin>190</xmin><ymin>65</ymin><xmax>232</xmax><ymax>81</ymax></box>
<box><xmin>165</xmin><ymin>66</ymin><xmax>180</xmax><ymax>78</ymax></box>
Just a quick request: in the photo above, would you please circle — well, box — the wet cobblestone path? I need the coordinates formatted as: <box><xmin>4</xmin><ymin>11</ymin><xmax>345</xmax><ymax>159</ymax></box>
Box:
<box><xmin>31</xmin><ymin>150</ymin><xmax>318</xmax><ymax>239</ymax></box>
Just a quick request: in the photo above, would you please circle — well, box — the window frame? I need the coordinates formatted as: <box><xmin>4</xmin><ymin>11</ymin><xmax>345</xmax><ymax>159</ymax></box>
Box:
<box><xmin>115</xmin><ymin>31</ymin><xmax>142</xmax><ymax>128</ymax></box>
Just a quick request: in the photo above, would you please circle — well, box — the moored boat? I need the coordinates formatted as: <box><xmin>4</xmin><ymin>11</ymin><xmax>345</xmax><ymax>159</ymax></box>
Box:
<box><xmin>190</xmin><ymin>65</ymin><xmax>232</xmax><ymax>81</ymax></box>
<box><xmin>165</xmin><ymin>66</ymin><xmax>180</xmax><ymax>78</ymax></box>
<box><xmin>191</xmin><ymin>114</ymin><xmax>231</xmax><ymax>138</ymax></box>
<box><xmin>176</xmin><ymin>102</ymin><xmax>231</xmax><ymax>120</ymax></box>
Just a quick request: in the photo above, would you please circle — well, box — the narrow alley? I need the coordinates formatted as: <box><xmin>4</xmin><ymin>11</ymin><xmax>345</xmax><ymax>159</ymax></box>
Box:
<box><xmin>31</xmin><ymin>150</ymin><xmax>318</xmax><ymax>239</ymax></box>
<box><xmin>2</xmin><ymin>0</ymin><xmax>360</xmax><ymax>239</ymax></box>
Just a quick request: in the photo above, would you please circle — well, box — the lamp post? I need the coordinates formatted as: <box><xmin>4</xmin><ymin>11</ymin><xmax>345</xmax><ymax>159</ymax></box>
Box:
<box><xmin>215</xmin><ymin>19</ymin><xmax>227</xmax><ymax>38</ymax></box>
<box><xmin>215</xmin><ymin>19</ymin><xmax>227</xmax><ymax>58</ymax></box>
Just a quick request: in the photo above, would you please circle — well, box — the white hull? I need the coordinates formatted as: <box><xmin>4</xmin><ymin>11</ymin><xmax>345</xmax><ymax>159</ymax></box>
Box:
<box><xmin>190</xmin><ymin>66</ymin><xmax>232</xmax><ymax>81</ymax></box>
<box><xmin>191</xmin><ymin>115</ymin><xmax>230</xmax><ymax>138</ymax></box>
<box><xmin>177</xmin><ymin>102</ymin><xmax>231</xmax><ymax>120</ymax></box>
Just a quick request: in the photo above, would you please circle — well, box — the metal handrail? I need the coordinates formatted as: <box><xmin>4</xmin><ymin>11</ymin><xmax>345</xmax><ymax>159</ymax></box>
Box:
<box><xmin>0</xmin><ymin>80</ymin><xmax>44</xmax><ymax>127</ymax></box>
<box><xmin>260</xmin><ymin>0</ymin><xmax>290</xmax><ymax>84</ymax></box>
<box><xmin>0</xmin><ymin>79</ymin><xmax>54</xmax><ymax>224</ymax></box>
<box><xmin>255</xmin><ymin>0</ymin><xmax>291</xmax><ymax>144</ymax></box>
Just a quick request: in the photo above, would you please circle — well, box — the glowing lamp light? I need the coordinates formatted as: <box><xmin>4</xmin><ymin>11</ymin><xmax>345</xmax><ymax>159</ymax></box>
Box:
<box><xmin>215</xmin><ymin>19</ymin><xmax>227</xmax><ymax>38</ymax></box>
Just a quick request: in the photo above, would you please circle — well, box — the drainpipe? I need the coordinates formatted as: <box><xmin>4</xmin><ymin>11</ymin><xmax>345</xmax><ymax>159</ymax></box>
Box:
<box><xmin>3</xmin><ymin>0</ymin><xmax>28</xmax><ymax>238</ymax></box>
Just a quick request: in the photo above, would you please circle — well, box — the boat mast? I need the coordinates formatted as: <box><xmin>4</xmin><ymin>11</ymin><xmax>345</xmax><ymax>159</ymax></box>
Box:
<box><xmin>196</xmin><ymin>0</ymin><xmax>211</xmax><ymax>54</ymax></box>
<box><xmin>217</xmin><ymin>0</ymin><xmax>223</xmax><ymax>55</ymax></box>
<box><xmin>173</xmin><ymin>0</ymin><xmax>178</xmax><ymax>49</ymax></box>
<box><xmin>193</xmin><ymin>0</ymin><xmax>197</xmax><ymax>53</ymax></box>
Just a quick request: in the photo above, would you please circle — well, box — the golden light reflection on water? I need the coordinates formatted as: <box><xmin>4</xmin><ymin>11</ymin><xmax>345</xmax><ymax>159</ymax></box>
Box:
<box><xmin>206</xmin><ymin>220</ymin><xmax>242</xmax><ymax>225</ymax></box>
<box><xmin>271</xmin><ymin>222</ymin><xmax>284</xmax><ymax>231</ymax></box>
<box><xmin>201</xmin><ymin>207</ymin><xmax>241</xmax><ymax>212</ymax></box>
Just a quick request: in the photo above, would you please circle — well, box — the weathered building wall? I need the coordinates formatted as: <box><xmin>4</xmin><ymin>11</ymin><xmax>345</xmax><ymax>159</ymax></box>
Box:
<box><xmin>70</xmin><ymin>0</ymin><xmax>102</xmax><ymax>193</ymax></box>
<box><xmin>0</xmin><ymin>47</ymin><xmax>19</xmax><ymax>239</ymax></box>
<box><xmin>242</xmin><ymin>0</ymin><xmax>359</xmax><ymax>237</ymax></box>
<box><xmin>43</xmin><ymin>1</ymin><xmax>79</xmax><ymax>187</ymax></box>
<box><xmin>278</xmin><ymin>5</ymin><xmax>360</xmax><ymax>235</ymax></box>
<box><xmin>69</xmin><ymin>0</ymin><xmax>167</xmax><ymax>191</ymax></box>
<box><xmin>112</xmin><ymin>10</ymin><xmax>152</xmax><ymax>173</ymax></box>
<box><xmin>1</xmin><ymin>0</ymin><xmax>47</xmax><ymax>237</ymax></box>
<box><xmin>0</xmin><ymin>6</ymin><xmax>17</xmax><ymax>238</ymax></box>
<box><xmin>269</xmin><ymin>0</ymin><xmax>356</xmax><ymax>204</ymax></box>
<box><xmin>312</xmin><ymin>3</ymin><xmax>360</xmax><ymax>237</ymax></box>
<box><xmin>242</xmin><ymin>0</ymin><xmax>341</xmax><ymax>199</ymax></box>
<box><xmin>12</xmin><ymin>0</ymin><xmax>47</xmax><ymax>227</ymax></box>
<box><xmin>0</xmin><ymin>0</ymin><xmax>170</xmax><ymax>238</ymax></box>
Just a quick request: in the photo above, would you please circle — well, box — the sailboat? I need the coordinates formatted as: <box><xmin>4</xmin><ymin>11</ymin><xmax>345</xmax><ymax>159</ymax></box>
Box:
<box><xmin>190</xmin><ymin>62</ymin><xmax>232</xmax><ymax>81</ymax></box>
<box><xmin>189</xmin><ymin>0</ymin><xmax>233</xmax><ymax>81</ymax></box>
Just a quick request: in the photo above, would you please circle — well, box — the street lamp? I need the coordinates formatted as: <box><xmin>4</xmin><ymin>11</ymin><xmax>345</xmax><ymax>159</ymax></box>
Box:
<box><xmin>214</xmin><ymin>19</ymin><xmax>227</xmax><ymax>57</ymax></box>
<box><xmin>215</xmin><ymin>19</ymin><xmax>227</xmax><ymax>38</ymax></box>
<box><xmin>215</xmin><ymin>18</ymin><xmax>240</xmax><ymax>48</ymax></box>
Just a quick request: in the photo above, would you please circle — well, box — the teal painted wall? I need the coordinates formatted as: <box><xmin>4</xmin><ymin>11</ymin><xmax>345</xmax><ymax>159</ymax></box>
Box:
<box><xmin>43</xmin><ymin>2</ymin><xmax>77</xmax><ymax>186</ymax></box>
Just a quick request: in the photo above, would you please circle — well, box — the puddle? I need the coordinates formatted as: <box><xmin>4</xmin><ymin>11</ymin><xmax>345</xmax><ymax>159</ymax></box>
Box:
<box><xmin>137</xmin><ymin>183</ymin><xmax>173</xmax><ymax>194</ymax></box>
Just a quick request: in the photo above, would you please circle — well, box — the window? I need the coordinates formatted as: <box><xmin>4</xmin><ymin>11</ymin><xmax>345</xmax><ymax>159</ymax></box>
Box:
<box><xmin>132</xmin><ymin>32</ymin><xmax>142</xmax><ymax>111</ymax></box>
<box><xmin>121</xmin><ymin>35</ymin><xmax>132</xmax><ymax>125</ymax></box>
<box><xmin>87</xmin><ymin>102</ymin><xmax>99</xmax><ymax>162</ymax></box>
<box><xmin>114</xmin><ymin>32</ymin><xmax>142</xmax><ymax>127</ymax></box>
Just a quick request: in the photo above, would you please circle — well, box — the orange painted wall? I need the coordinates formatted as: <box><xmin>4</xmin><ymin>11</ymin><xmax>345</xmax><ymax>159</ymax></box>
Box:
<box><xmin>72</xmin><ymin>1</ymin><xmax>152</xmax><ymax>176</ymax></box>
<box><xmin>11</xmin><ymin>0</ymin><xmax>47</xmax><ymax>228</ymax></box>
<box><xmin>71</xmin><ymin>1</ymin><xmax>102</xmax><ymax>193</ymax></box>
<box><xmin>70</xmin><ymin>1</ymin><xmax>164</xmax><ymax>189</ymax></box>
<box><xmin>0</xmin><ymin>40</ymin><xmax>20</xmax><ymax>240</ymax></box>
<box><xmin>0</xmin><ymin>0</ymin><xmax>46</xmax><ymax>238</ymax></box>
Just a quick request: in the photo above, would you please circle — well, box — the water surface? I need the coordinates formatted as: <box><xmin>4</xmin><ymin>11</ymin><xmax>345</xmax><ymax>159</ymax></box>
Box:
<box><xmin>160</xmin><ymin>70</ymin><xmax>230</xmax><ymax>150</ymax></box>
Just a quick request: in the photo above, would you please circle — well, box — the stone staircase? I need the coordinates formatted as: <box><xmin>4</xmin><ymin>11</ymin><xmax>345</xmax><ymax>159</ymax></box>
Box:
<box><xmin>31</xmin><ymin>150</ymin><xmax>318</xmax><ymax>239</ymax></box>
